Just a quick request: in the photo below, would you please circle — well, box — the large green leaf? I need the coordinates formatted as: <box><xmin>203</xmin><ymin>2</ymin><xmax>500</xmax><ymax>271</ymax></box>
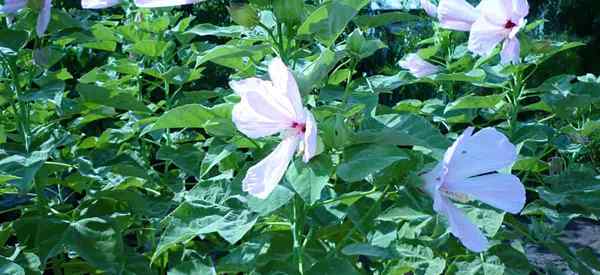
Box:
<box><xmin>337</xmin><ymin>144</ymin><xmax>409</xmax><ymax>182</ymax></box>
<box><xmin>285</xmin><ymin>155</ymin><xmax>333</xmax><ymax>205</ymax></box>
<box><xmin>352</xmin><ymin>113</ymin><xmax>450</xmax><ymax>152</ymax></box>
<box><xmin>297</xmin><ymin>0</ymin><xmax>370</xmax><ymax>47</ymax></box>
<box><xmin>76</xmin><ymin>84</ymin><xmax>150</xmax><ymax>112</ymax></box>
<box><xmin>150</xmin><ymin>104</ymin><xmax>217</xmax><ymax>131</ymax></box>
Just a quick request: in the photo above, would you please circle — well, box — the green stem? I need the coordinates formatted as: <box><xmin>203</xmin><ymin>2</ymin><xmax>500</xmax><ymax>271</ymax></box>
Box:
<box><xmin>508</xmin><ymin>72</ymin><xmax>524</xmax><ymax>136</ymax></box>
<box><xmin>342</xmin><ymin>59</ymin><xmax>358</xmax><ymax>105</ymax></box>
<box><xmin>291</xmin><ymin>195</ymin><xmax>304</xmax><ymax>274</ymax></box>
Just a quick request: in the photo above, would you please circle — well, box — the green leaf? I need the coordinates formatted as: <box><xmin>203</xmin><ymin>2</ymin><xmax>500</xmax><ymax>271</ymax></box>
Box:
<box><xmin>444</xmin><ymin>94</ymin><xmax>505</xmax><ymax>112</ymax></box>
<box><xmin>169</xmin><ymin>260</ymin><xmax>214</xmax><ymax>275</ymax></box>
<box><xmin>0</xmin><ymin>257</ymin><xmax>24</xmax><ymax>275</ymax></box>
<box><xmin>534</xmin><ymin>75</ymin><xmax>600</xmax><ymax>119</ymax></box>
<box><xmin>296</xmin><ymin>48</ymin><xmax>337</xmax><ymax>95</ymax></box>
<box><xmin>186</xmin><ymin>23</ymin><xmax>245</xmax><ymax>37</ymax></box>
<box><xmin>0</xmin><ymin>150</ymin><xmax>50</xmax><ymax>193</ymax></box>
<box><xmin>130</xmin><ymin>40</ymin><xmax>169</xmax><ymax>57</ymax></box>
<box><xmin>297</xmin><ymin>0</ymin><xmax>370</xmax><ymax>47</ymax></box>
<box><xmin>346</xmin><ymin>29</ymin><xmax>387</xmax><ymax>59</ymax></box>
<box><xmin>434</xmin><ymin>69</ymin><xmax>486</xmax><ymax>83</ymax></box>
<box><xmin>76</xmin><ymin>84</ymin><xmax>150</xmax><ymax>112</ymax></box>
<box><xmin>65</xmin><ymin>217</ymin><xmax>126</xmax><ymax>274</ymax></box>
<box><xmin>305</xmin><ymin>256</ymin><xmax>360</xmax><ymax>275</ymax></box>
<box><xmin>341</xmin><ymin>243</ymin><xmax>396</xmax><ymax>259</ymax></box>
<box><xmin>150</xmin><ymin>104</ymin><xmax>217</xmax><ymax>131</ymax></box>
<box><xmin>353</xmin><ymin>11</ymin><xmax>420</xmax><ymax>29</ymax></box>
<box><xmin>157</xmin><ymin>144</ymin><xmax>204</xmax><ymax>177</ymax></box>
<box><xmin>0</xmin><ymin>29</ymin><xmax>29</xmax><ymax>51</ymax></box>
<box><xmin>217</xmin><ymin>237</ymin><xmax>269</xmax><ymax>273</ymax></box>
<box><xmin>285</xmin><ymin>155</ymin><xmax>333</xmax><ymax>205</ymax></box>
<box><xmin>352</xmin><ymin>113</ymin><xmax>450</xmax><ymax>151</ymax></box>
<box><xmin>195</xmin><ymin>44</ymin><xmax>267</xmax><ymax>68</ymax></box>
<box><xmin>337</xmin><ymin>144</ymin><xmax>409</xmax><ymax>182</ymax></box>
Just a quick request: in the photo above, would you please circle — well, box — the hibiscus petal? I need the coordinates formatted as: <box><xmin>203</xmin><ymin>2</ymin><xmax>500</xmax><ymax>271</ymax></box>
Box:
<box><xmin>468</xmin><ymin>16</ymin><xmax>509</xmax><ymax>56</ymax></box>
<box><xmin>36</xmin><ymin>0</ymin><xmax>52</xmax><ymax>37</ymax></box>
<box><xmin>436</xmin><ymin>195</ymin><xmax>488</xmax><ymax>252</ymax></box>
<box><xmin>420</xmin><ymin>0</ymin><xmax>437</xmax><ymax>18</ymax></box>
<box><xmin>446</xmin><ymin>173</ymin><xmax>526</xmax><ymax>214</ymax></box>
<box><xmin>82</xmin><ymin>0</ymin><xmax>122</xmax><ymax>9</ymax></box>
<box><xmin>134</xmin><ymin>0</ymin><xmax>201</xmax><ymax>8</ymax></box>
<box><xmin>302</xmin><ymin>109</ymin><xmax>318</xmax><ymax>163</ymax></box>
<box><xmin>230</xmin><ymin>78</ymin><xmax>295</xmax><ymax>138</ymax></box>
<box><xmin>437</xmin><ymin>0</ymin><xmax>480</xmax><ymax>31</ymax></box>
<box><xmin>477</xmin><ymin>0</ymin><xmax>512</xmax><ymax>25</ymax></box>
<box><xmin>399</xmin><ymin>53</ymin><xmax>441</xmax><ymax>78</ymax></box>
<box><xmin>232</xmin><ymin>100</ymin><xmax>290</xmax><ymax>139</ymax></box>
<box><xmin>0</xmin><ymin>0</ymin><xmax>27</xmax><ymax>13</ymax></box>
<box><xmin>444</xmin><ymin>127</ymin><xmax>518</xmax><ymax>182</ymax></box>
<box><xmin>421</xmin><ymin>162</ymin><xmax>446</xmax><ymax>197</ymax></box>
<box><xmin>243</xmin><ymin>136</ymin><xmax>300</xmax><ymax>199</ymax></box>
<box><xmin>500</xmin><ymin>38</ymin><xmax>520</xmax><ymax>64</ymax></box>
<box><xmin>268</xmin><ymin>58</ymin><xmax>306</xmax><ymax>122</ymax></box>
<box><xmin>511</xmin><ymin>0</ymin><xmax>529</xmax><ymax>20</ymax></box>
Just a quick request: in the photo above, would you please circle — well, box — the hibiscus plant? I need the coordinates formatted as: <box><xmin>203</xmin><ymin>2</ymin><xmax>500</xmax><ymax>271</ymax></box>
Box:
<box><xmin>0</xmin><ymin>0</ymin><xmax>599</xmax><ymax>274</ymax></box>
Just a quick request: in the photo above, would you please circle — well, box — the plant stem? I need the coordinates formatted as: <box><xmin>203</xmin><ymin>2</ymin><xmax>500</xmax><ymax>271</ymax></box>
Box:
<box><xmin>342</xmin><ymin>59</ymin><xmax>358</xmax><ymax>105</ymax></box>
<box><xmin>508</xmin><ymin>72</ymin><xmax>524</xmax><ymax>136</ymax></box>
<box><xmin>291</xmin><ymin>195</ymin><xmax>305</xmax><ymax>274</ymax></box>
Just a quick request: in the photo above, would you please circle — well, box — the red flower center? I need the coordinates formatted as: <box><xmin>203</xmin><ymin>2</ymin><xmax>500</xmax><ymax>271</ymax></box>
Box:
<box><xmin>291</xmin><ymin>122</ymin><xmax>306</xmax><ymax>133</ymax></box>
<box><xmin>504</xmin><ymin>20</ymin><xmax>517</xmax><ymax>29</ymax></box>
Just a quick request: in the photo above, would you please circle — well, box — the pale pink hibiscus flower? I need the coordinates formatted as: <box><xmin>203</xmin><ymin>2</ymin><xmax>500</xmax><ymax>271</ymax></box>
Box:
<box><xmin>81</xmin><ymin>0</ymin><xmax>122</xmax><ymax>9</ymax></box>
<box><xmin>399</xmin><ymin>53</ymin><xmax>441</xmax><ymax>78</ymax></box>
<box><xmin>437</xmin><ymin>0</ymin><xmax>480</xmax><ymax>31</ymax></box>
<box><xmin>468</xmin><ymin>0</ymin><xmax>529</xmax><ymax>64</ymax></box>
<box><xmin>421</xmin><ymin>127</ymin><xmax>526</xmax><ymax>252</ymax></box>
<box><xmin>81</xmin><ymin>0</ymin><xmax>202</xmax><ymax>9</ymax></box>
<box><xmin>1</xmin><ymin>0</ymin><xmax>52</xmax><ymax>36</ymax></box>
<box><xmin>231</xmin><ymin>58</ymin><xmax>317</xmax><ymax>199</ymax></box>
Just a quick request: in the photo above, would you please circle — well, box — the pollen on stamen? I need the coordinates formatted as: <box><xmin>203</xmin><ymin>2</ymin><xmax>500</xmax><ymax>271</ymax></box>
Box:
<box><xmin>504</xmin><ymin>20</ymin><xmax>517</xmax><ymax>29</ymax></box>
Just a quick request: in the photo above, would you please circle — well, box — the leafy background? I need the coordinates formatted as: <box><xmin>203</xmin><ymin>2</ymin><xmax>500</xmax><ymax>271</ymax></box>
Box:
<box><xmin>0</xmin><ymin>0</ymin><xmax>599</xmax><ymax>274</ymax></box>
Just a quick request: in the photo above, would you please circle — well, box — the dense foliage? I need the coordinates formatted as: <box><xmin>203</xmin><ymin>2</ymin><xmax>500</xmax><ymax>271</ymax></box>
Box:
<box><xmin>0</xmin><ymin>0</ymin><xmax>599</xmax><ymax>274</ymax></box>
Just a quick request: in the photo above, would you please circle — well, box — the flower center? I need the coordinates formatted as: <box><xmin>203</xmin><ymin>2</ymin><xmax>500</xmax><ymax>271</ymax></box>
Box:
<box><xmin>291</xmin><ymin>122</ymin><xmax>306</xmax><ymax>133</ymax></box>
<box><xmin>504</xmin><ymin>20</ymin><xmax>517</xmax><ymax>29</ymax></box>
<box><xmin>439</xmin><ymin>186</ymin><xmax>471</xmax><ymax>203</ymax></box>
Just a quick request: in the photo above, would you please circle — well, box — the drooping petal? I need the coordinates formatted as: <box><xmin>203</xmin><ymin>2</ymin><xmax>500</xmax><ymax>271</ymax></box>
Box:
<box><xmin>302</xmin><ymin>109</ymin><xmax>318</xmax><ymax>163</ymax></box>
<box><xmin>399</xmin><ymin>53</ymin><xmax>441</xmax><ymax>78</ymax></box>
<box><xmin>443</xmin><ymin>127</ymin><xmax>518</xmax><ymax>182</ymax></box>
<box><xmin>420</xmin><ymin>0</ymin><xmax>437</xmax><ymax>18</ymax></box>
<box><xmin>268</xmin><ymin>58</ymin><xmax>306</xmax><ymax>122</ymax></box>
<box><xmin>36</xmin><ymin>0</ymin><xmax>51</xmax><ymax>37</ymax></box>
<box><xmin>436</xmin><ymin>195</ymin><xmax>489</xmax><ymax>252</ymax></box>
<box><xmin>445</xmin><ymin>173</ymin><xmax>526</xmax><ymax>214</ymax></box>
<box><xmin>500</xmin><ymin>37</ymin><xmax>520</xmax><ymax>64</ymax></box>
<box><xmin>134</xmin><ymin>0</ymin><xmax>201</xmax><ymax>8</ymax></box>
<box><xmin>82</xmin><ymin>0</ymin><xmax>122</xmax><ymax>9</ymax></box>
<box><xmin>468</xmin><ymin>16</ymin><xmax>509</xmax><ymax>56</ymax></box>
<box><xmin>0</xmin><ymin>0</ymin><xmax>27</xmax><ymax>13</ymax></box>
<box><xmin>437</xmin><ymin>0</ymin><xmax>480</xmax><ymax>31</ymax></box>
<box><xmin>230</xmin><ymin>78</ymin><xmax>295</xmax><ymax>138</ymax></box>
<box><xmin>242</xmin><ymin>136</ymin><xmax>300</xmax><ymax>199</ymax></box>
